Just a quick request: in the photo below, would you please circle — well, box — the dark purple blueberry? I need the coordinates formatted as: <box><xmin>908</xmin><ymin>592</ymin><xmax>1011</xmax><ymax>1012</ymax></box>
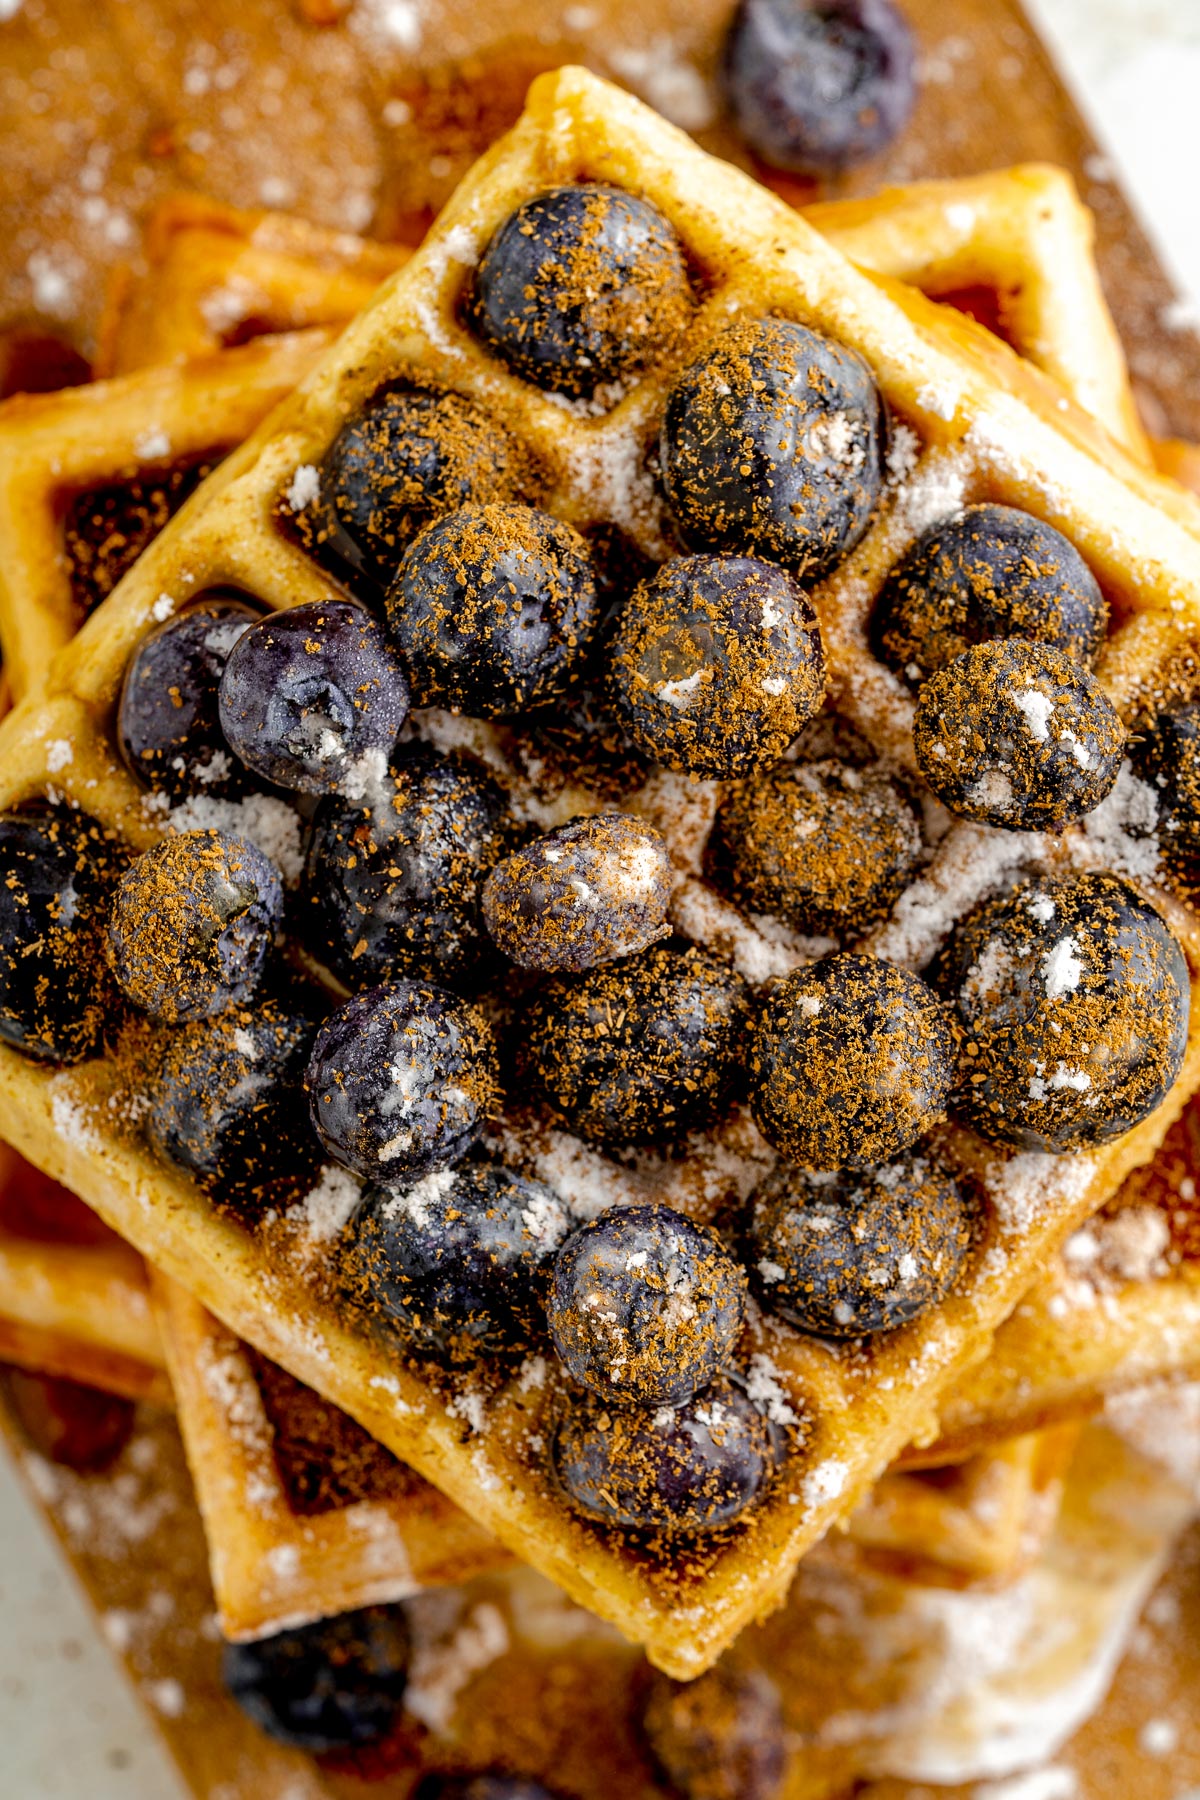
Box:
<box><xmin>388</xmin><ymin>503</ymin><xmax>599</xmax><ymax>717</ymax></box>
<box><xmin>548</xmin><ymin>1203</ymin><xmax>747</xmax><ymax>1407</ymax></box>
<box><xmin>709</xmin><ymin>756</ymin><xmax>922</xmax><ymax>938</ymax></box>
<box><xmin>746</xmin><ymin>1153</ymin><xmax>974</xmax><ymax>1337</ymax></box>
<box><xmin>749</xmin><ymin>953</ymin><xmax>956</xmax><ymax>1169</ymax></box>
<box><xmin>0</xmin><ymin>808</ymin><xmax>119</xmax><ymax>1063</ymax></box>
<box><xmin>300</xmin><ymin>746</ymin><xmax>514</xmax><ymax>990</ymax></box>
<box><xmin>723</xmin><ymin>0</ymin><xmax>916</xmax><ymax>175</ymax></box>
<box><xmin>482</xmin><ymin>814</ymin><xmax>672</xmax><ymax>973</ymax></box>
<box><xmin>871</xmin><ymin>503</ymin><xmax>1108</xmax><ymax>688</ymax></box>
<box><xmin>523</xmin><ymin>943</ymin><xmax>748</xmax><ymax>1147</ymax></box>
<box><xmin>641</xmin><ymin>1663</ymin><xmax>786</xmax><ymax>1800</ymax></box>
<box><xmin>106</xmin><ymin>830</ymin><xmax>283</xmax><ymax>1023</ymax></box>
<box><xmin>660</xmin><ymin>317</ymin><xmax>886</xmax><ymax>577</ymax></box>
<box><xmin>1128</xmin><ymin>697</ymin><xmax>1200</xmax><ymax>895</ymax></box>
<box><xmin>341</xmin><ymin>1161</ymin><xmax>568</xmax><ymax>1360</ymax></box>
<box><xmin>913</xmin><ymin>640</ymin><xmax>1125</xmax><ymax>831</ymax></box>
<box><xmin>117</xmin><ymin>596</ymin><xmax>262</xmax><ymax>801</ymax></box>
<box><xmin>554</xmin><ymin>1375</ymin><xmax>775</xmax><ymax>1532</ymax></box>
<box><xmin>931</xmin><ymin>873</ymin><xmax>1189</xmax><ymax>1153</ymax></box>
<box><xmin>468</xmin><ymin>184</ymin><xmax>693</xmax><ymax>398</ymax></box>
<box><xmin>413</xmin><ymin>1779</ymin><xmax>562</xmax><ymax>1800</ymax></box>
<box><xmin>305</xmin><ymin>980</ymin><xmax>501</xmax><ymax>1182</ymax></box>
<box><xmin>145</xmin><ymin>1000</ymin><xmax>322</xmax><ymax>1217</ymax></box>
<box><xmin>217</xmin><ymin>600</ymin><xmax>409</xmax><ymax>797</ymax></box>
<box><xmin>222</xmin><ymin>1605</ymin><xmax>409</xmax><ymax>1753</ymax></box>
<box><xmin>609</xmin><ymin>554</ymin><xmax>826</xmax><ymax>780</ymax></box>
<box><xmin>308</xmin><ymin>387</ymin><xmax>530</xmax><ymax>590</ymax></box>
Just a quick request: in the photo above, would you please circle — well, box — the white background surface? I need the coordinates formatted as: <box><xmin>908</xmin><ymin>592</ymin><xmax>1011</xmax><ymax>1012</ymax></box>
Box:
<box><xmin>1</xmin><ymin>2</ymin><xmax>1199</xmax><ymax>1794</ymax></box>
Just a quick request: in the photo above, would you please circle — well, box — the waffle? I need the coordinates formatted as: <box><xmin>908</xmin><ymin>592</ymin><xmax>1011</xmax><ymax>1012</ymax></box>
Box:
<box><xmin>911</xmin><ymin>1090</ymin><xmax>1200</xmax><ymax>1462</ymax></box>
<box><xmin>95</xmin><ymin>195</ymin><xmax>411</xmax><ymax>378</ymax></box>
<box><xmin>0</xmin><ymin>328</ymin><xmax>330</xmax><ymax>700</ymax></box>
<box><xmin>0</xmin><ymin>1140</ymin><xmax>169</xmax><ymax>1405</ymax></box>
<box><xmin>152</xmin><ymin>1273</ymin><xmax>511</xmax><ymax>1640</ymax></box>
<box><xmin>6</xmin><ymin>70</ymin><xmax>1200</xmax><ymax>1677</ymax></box>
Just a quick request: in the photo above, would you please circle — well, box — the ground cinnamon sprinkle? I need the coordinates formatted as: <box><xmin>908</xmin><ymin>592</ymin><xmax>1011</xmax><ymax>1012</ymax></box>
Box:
<box><xmin>244</xmin><ymin>1348</ymin><xmax>415</xmax><ymax>1515</ymax></box>
<box><xmin>64</xmin><ymin>454</ymin><xmax>223</xmax><ymax>617</ymax></box>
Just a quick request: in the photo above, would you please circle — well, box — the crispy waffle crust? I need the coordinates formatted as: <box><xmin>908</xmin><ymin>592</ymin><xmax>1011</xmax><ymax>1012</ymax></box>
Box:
<box><xmin>0</xmin><ymin>330</ymin><xmax>331</xmax><ymax>700</ymax></box>
<box><xmin>5</xmin><ymin>69</ymin><xmax>1200</xmax><ymax>1674</ymax></box>
<box><xmin>151</xmin><ymin>1274</ymin><xmax>511</xmax><ymax>1639</ymax></box>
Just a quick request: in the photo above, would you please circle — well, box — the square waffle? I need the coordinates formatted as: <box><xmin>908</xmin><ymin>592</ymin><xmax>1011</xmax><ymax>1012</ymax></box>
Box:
<box><xmin>152</xmin><ymin>1273</ymin><xmax>510</xmax><ymax>1641</ymax></box>
<box><xmin>95</xmin><ymin>194</ymin><xmax>411</xmax><ymax>378</ymax></box>
<box><xmin>0</xmin><ymin>328</ymin><xmax>331</xmax><ymax>700</ymax></box>
<box><xmin>4</xmin><ymin>66</ymin><xmax>1200</xmax><ymax>1677</ymax></box>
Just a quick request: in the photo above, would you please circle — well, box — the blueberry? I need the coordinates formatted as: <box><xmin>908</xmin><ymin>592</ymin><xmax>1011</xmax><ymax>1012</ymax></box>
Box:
<box><xmin>913</xmin><ymin>640</ymin><xmax>1125</xmax><ymax>831</ymax></box>
<box><xmin>117</xmin><ymin>596</ymin><xmax>262</xmax><ymax>801</ymax></box>
<box><xmin>222</xmin><ymin>1604</ymin><xmax>409</xmax><ymax>1753</ymax></box>
<box><xmin>388</xmin><ymin>503</ymin><xmax>599</xmax><ymax>717</ymax></box>
<box><xmin>931</xmin><ymin>872</ymin><xmax>1190</xmax><ymax>1153</ymax></box>
<box><xmin>661</xmin><ymin>317</ymin><xmax>886</xmax><ymax>577</ymax></box>
<box><xmin>723</xmin><ymin>0</ymin><xmax>916</xmax><ymax>175</ymax></box>
<box><xmin>746</xmin><ymin>1153</ymin><xmax>974</xmax><ymax>1336</ymax></box>
<box><xmin>709</xmin><ymin>756</ymin><xmax>922</xmax><ymax>938</ymax></box>
<box><xmin>871</xmin><ymin>504</ymin><xmax>1108</xmax><ymax>688</ymax></box>
<box><xmin>641</xmin><ymin>1663</ymin><xmax>786</xmax><ymax>1800</ymax></box>
<box><xmin>309</xmin><ymin>387</ymin><xmax>530</xmax><ymax>589</ymax></box>
<box><xmin>217</xmin><ymin>600</ymin><xmax>409</xmax><ymax>796</ymax></box>
<box><xmin>341</xmin><ymin>1161</ymin><xmax>569</xmax><ymax>1360</ymax></box>
<box><xmin>1128</xmin><ymin>697</ymin><xmax>1200</xmax><ymax>895</ymax></box>
<box><xmin>145</xmin><ymin>999</ymin><xmax>322</xmax><ymax>1216</ymax></box>
<box><xmin>300</xmin><ymin>746</ymin><xmax>514</xmax><ymax>990</ymax></box>
<box><xmin>468</xmin><ymin>184</ymin><xmax>693</xmax><ymax>399</ymax></box>
<box><xmin>749</xmin><ymin>953</ymin><xmax>956</xmax><ymax>1169</ymax></box>
<box><xmin>106</xmin><ymin>830</ymin><xmax>283</xmax><ymax>1023</ymax></box>
<box><xmin>553</xmin><ymin>1375</ymin><xmax>775</xmax><ymax>1533</ymax></box>
<box><xmin>413</xmin><ymin>1779</ymin><xmax>561</xmax><ymax>1800</ymax></box>
<box><xmin>482</xmin><ymin>814</ymin><xmax>672</xmax><ymax>973</ymax></box>
<box><xmin>305</xmin><ymin>980</ymin><xmax>501</xmax><ymax>1182</ymax></box>
<box><xmin>548</xmin><ymin>1203</ymin><xmax>747</xmax><ymax>1408</ymax></box>
<box><xmin>609</xmin><ymin>554</ymin><xmax>827</xmax><ymax>781</ymax></box>
<box><xmin>523</xmin><ymin>943</ymin><xmax>748</xmax><ymax>1147</ymax></box>
<box><xmin>0</xmin><ymin>809</ymin><xmax>118</xmax><ymax>1063</ymax></box>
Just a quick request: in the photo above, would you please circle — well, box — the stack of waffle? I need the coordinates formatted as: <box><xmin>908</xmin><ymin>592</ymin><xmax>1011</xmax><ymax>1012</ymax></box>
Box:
<box><xmin>3</xmin><ymin>60</ymin><xmax>1200</xmax><ymax>1800</ymax></box>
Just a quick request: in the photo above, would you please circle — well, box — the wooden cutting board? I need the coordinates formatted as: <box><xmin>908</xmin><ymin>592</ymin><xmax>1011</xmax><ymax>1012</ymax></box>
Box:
<box><xmin>2</xmin><ymin>1</ymin><xmax>1200</xmax><ymax>1796</ymax></box>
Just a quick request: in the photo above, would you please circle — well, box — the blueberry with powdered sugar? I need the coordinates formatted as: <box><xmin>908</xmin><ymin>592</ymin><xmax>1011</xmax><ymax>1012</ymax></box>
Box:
<box><xmin>522</xmin><ymin>943</ymin><xmax>748</xmax><ymax>1147</ymax></box>
<box><xmin>482</xmin><ymin>813</ymin><xmax>672</xmax><ymax>973</ymax></box>
<box><xmin>932</xmin><ymin>872</ymin><xmax>1189</xmax><ymax>1152</ymax></box>
<box><xmin>913</xmin><ymin>639</ymin><xmax>1125</xmax><ymax>831</ymax></box>
<box><xmin>0</xmin><ymin>807</ymin><xmax>121</xmax><ymax>1063</ymax></box>
<box><xmin>341</xmin><ymin>1161</ymin><xmax>569</xmax><ymax>1360</ymax></box>
<box><xmin>223</xmin><ymin>1605</ymin><xmax>409</xmax><ymax>1752</ymax></box>
<box><xmin>1128</xmin><ymin>695</ymin><xmax>1200</xmax><ymax>894</ymax></box>
<box><xmin>218</xmin><ymin>599</ymin><xmax>410</xmax><ymax>796</ymax></box>
<box><xmin>746</xmin><ymin>1154</ymin><xmax>975</xmax><ymax>1336</ymax></box>
<box><xmin>305</xmin><ymin>980</ymin><xmax>501</xmax><ymax>1182</ymax></box>
<box><xmin>106</xmin><ymin>829</ymin><xmax>284</xmax><ymax>1023</ymax></box>
<box><xmin>145</xmin><ymin>997</ymin><xmax>322</xmax><ymax>1217</ymax></box>
<box><xmin>723</xmin><ymin>0</ymin><xmax>916</xmax><ymax>176</ymax></box>
<box><xmin>307</xmin><ymin>386</ymin><xmax>531</xmax><ymax>589</ymax></box>
<box><xmin>609</xmin><ymin>554</ymin><xmax>827</xmax><ymax>780</ymax></box>
<box><xmin>749</xmin><ymin>953</ymin><xmax>957</xmax><ymax>1170</ymax></box>
<box><xmin>871</xmin><ymin>503</ymin><xmax>1108</xmax><ymax>688</ymax></box>
<box><xmin>709</xmin><ymin>755</ymin><xmax>923</xmax><ymax>938</ymax></box>
<box><xmin>301</xmin><ymin>744</ymin><xmax>515</xmax><ymax>990</ymax></box>
<box><xmin>468</xmin><ymin>184</ymin><xmax>693</xmax><ymax>399</ymax></box>
<box><xmin>553</xmin><ymin>1374</ymin><xmax>776</xmax><ymax>1532</ymax></box>
<box><xmin>548</xmin><ymin>1203</ymin><xmax>747</xmax><ymax>1408</ymax></box>
<box><xmin>118</xmin><ymin>595</ymin><xmax>263</xmax><ymax>801</ymax></box>
<box><xmin>389</xmin><ymin>503</ymin><xmax>600</xmax><ymax>717</ymax></box>
<box><xmin>660</xmin><ymin>316</ymin><xmax>886</xmax><ymax>577</ymax></box>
